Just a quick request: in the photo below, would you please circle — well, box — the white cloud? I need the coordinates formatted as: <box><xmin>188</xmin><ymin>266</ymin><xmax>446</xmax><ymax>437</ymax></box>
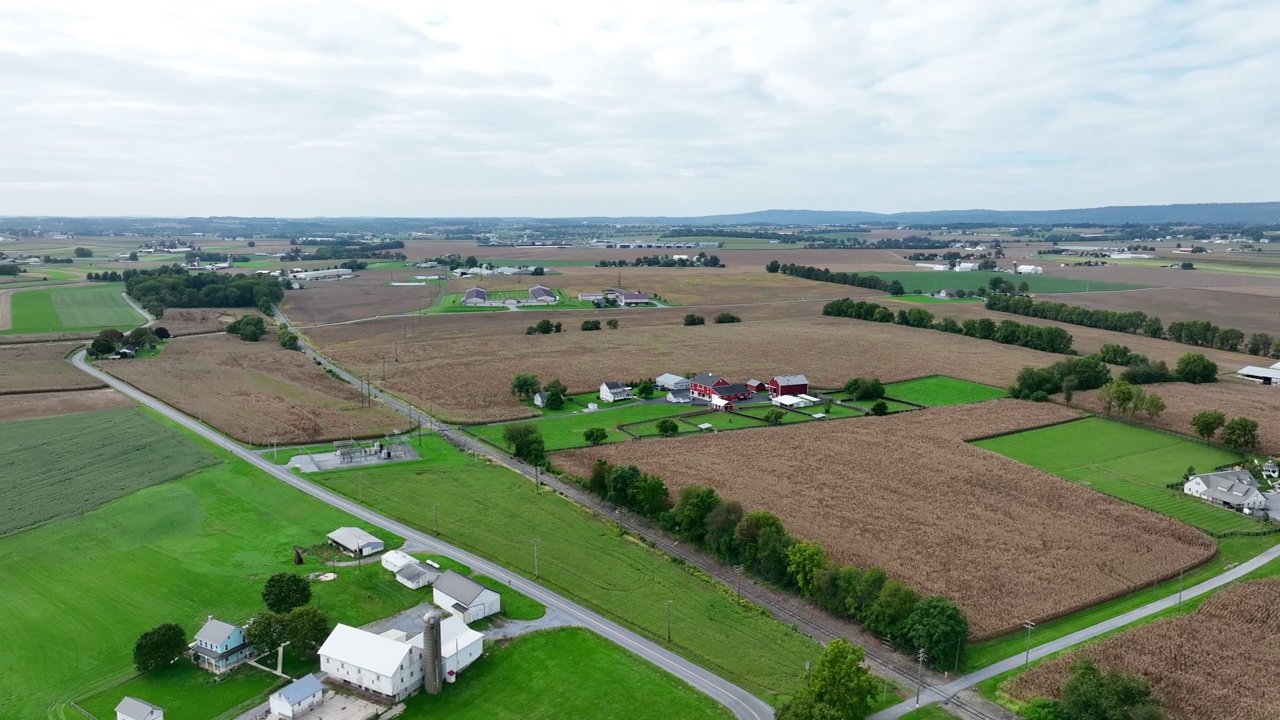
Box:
<box><xmin>0</xmin><ymin>0</ymin><xmax>1276</xmax><ymax>216</ymax></box>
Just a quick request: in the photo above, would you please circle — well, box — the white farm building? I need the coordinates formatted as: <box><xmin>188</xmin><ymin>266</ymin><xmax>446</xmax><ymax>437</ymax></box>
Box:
<box><xmin>327</xmin><ymin>527</ymin><xmax>384</xmax><ymax>557</ymax></box>
<box><xmin>289</xmin><ymin>268</ymin><xmax>353</xmax><ymax>281</ymax></box>
<box><xmin>1184</xmin><ymin>470</ymin><xmax>1267</xmax><ymax>513</ymax></box>
<box><xmin>268</xmin><ymin>674</ymin><xmax>324</xmax><ymax>718</ymax></box>
<box><xmin>319</xmin><ymin>611</ymin><xmax>484</xmax><ymax>702</ymax></box>
<box><xmin>1015</xmin><ymin>265</ymin><xmax>1044</xmax><ymax>275</ymax></box>
<box><xmin>115</xmin><ymin>697</ymin><xmax>164</xmax><ymax>720</ymax></box>
<box><xmin>433</xmin><ymin>570</ymin><xmax>502</xmax><ymax>623</ymax></box>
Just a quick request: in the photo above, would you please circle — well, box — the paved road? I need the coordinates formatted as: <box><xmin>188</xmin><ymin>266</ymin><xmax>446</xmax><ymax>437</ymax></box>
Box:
<box><xmin>71</xmin><ymin>351</ymin><xmax>774</xmax><ymax>720</ymax></box>
<box><xmin>868</xmin><ymin>542</ymin><xmax>1280</xmax><ymax>719</ymax></box>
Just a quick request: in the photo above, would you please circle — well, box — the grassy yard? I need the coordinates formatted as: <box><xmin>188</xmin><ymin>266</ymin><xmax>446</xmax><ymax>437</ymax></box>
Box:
<box><xmin>79</xmin><ymin>663</ymin><xmax>281</xmax><ymax>720</ymax></box>
<box><xmin>974</xmin><ymin>417</ymin><xmax>1258</xmax><ymax>535</ymax></box>
<box><xmin>627</xmin><ymin>414</ymin><xmax>706</xmax><ymax>438</ymax></box>
<box><xmin>0</xmin><ymin>449</ymin><xmax>420</xmax><ymax>718</ymax></box>
<box><xmin>311</xmin><ymin>442</ymin><xmax>822</xmax><ymax>704</ymax></box>
<box><xmin>695</xmin><ymin>411</ymin><xmax>770</xmax><ymax>431</ymax></box>
<box><xmin>883</xmin><ymin>376</ymin><xmax>1007</xmax><ymax>407</ymax></box>
<box><xmin>469</xmin><ymin>403</ymin><xmax>693</xmax><ymax>451</ymax></box>
<box><xmin>796</xmin><ymin>402</ymin><xmax>864</xmax><ymax>419</ymax></box>
<box><xmin>899</xmin><ymin>706</ymin><xmax>960</xmax><ymax>719</ymax></box>
<box><xmin>734</xmin><ymin>405</ymin><xmax>813</xmax><ymax>425</ymax></box>
<box><xmin>3</xmin><ymin>283</ymin><xmax>145</xmax><ymax>334</ymax></box>
<box><xmin>401</xmin><ymin>628</ymin><xmax>734</xmax><ymax>719</ymax></box>
<box><xmin>0</xmin><ymin>407</ymin><xmax>220</xmax><ymax>537</ymax></box>
<box><xmin>530</xmin><ymin>391</ymin><xmax>640</xmax><ymax>416</ymax></box>
<box><xmin>848</xmin><ymin>271</ymin><xmax>1144</xmax><ymax>294</ymax></box>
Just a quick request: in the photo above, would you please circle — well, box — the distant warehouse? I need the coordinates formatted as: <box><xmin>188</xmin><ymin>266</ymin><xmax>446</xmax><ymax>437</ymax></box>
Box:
<box><xmin>290</xmin><ymin>268</ymin><xmax>354</xmax><ymax>281</ymax></box>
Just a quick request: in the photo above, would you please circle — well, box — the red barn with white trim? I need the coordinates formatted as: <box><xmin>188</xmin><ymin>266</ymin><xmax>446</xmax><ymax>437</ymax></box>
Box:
<box><xmin>690</xmin><ymin>373</ymin><xmax>731</xmax><ymax>400</ymax></box>
<box><xmin>769</xmin><ymin>374</ymin><xmax>809</xmax><ymax>397</ymax></box>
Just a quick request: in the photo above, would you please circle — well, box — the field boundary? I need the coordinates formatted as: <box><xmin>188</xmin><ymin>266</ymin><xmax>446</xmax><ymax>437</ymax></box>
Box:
<box><xmin>965</xmin><ymin>414</ymin><xmax>1089</xmax><ymax>443</ymax></box>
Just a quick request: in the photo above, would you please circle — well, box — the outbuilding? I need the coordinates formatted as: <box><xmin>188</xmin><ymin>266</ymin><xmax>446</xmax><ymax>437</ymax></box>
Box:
<box><xmin>461</xmin><ymin>286</ymin><xmax>488</xmax><ymax>306</ymax></box>
<box><xmin>397</xmin><ymin>562</ymin><xmax>441</xmax><ymax>590</ymax></box>
<box><xmin>1237</xmin><ymin>365</ymin><xmax>1280</xmax><ymax>385</ymax></box>
<box><xmin>656</xmin><ymin>373</ymin><xmax>691</xmax><ymax>391</ymax></box>
<box><xmin>115</xmin><ymin>697</ymin><xmax>164</xmax><ymax>720</ymax></box>
<box><xmin>1015</xmin><ymin>265</ymin><xmax>1044</xmax><ymax>275</ymax></box>
<box><xmin>381</xmin><ymin>550</ymin><xmax>418</xmax><ymax>573</ymax></box>
<box><xmin>528</xmin><ymin>285</ymin><xmax>557</xmax><ymax>304</ymax></box>
<box><xmin>745</xmin><ymin>379</ymin><xmax>767</xmax><ymax>393</ymax></box>
<box><xmin>533</xmin><ymin>391</ymin><xmax>550</xmax><ymax>408</ymax></box>
<box><xmin>769</xmin><ymin>374</ymin><xmax>809</xmax><ymax>398</ymax></box>
<box><xmin>327</xmin><ymin>527</ymin><xmax>385</xmax><ymax>557</ymax></box>
<box><xmin>268</xmin><ymin>674</ymin><xmax>324</xmax><ymax>718</ymax></box>
<box><xmin>772</xmin><ymin>395</ymin><xmax>812</xmax><ymax>409</ymax></box>
<box><xmin>433</xmin><ymin>570</ymin><xmax>502</xmax><ymax>623</ymax></box>
<box><xmin>710</xmin><ymin>383</ymin><xmax>753</xmax><ymax>402</ymax></box>
<box><xmin>1264</xmin><ymin>461</ymin><xmax>1279</xmax><ymax>479</ymax></box>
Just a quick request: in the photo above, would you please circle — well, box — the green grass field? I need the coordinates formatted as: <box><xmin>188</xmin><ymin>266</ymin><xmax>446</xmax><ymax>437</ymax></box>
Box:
<box><xmin>883</xmin><ymin>376</ymin><xmax>1007</xmax><ymax>407</ymax></box>
<box><xmin>79</xmin><ymin>663</ymin><xmax>280</xmax><ymax>720</ymax></box>
<box><xmin>432</xmin><ymin>289</ymin><xmax>596</xmax><ymax>313</ymax></box>
<box><xmin>312</xmin><ymin>441</ymin><xmax>822</xmax><ymax>704</ymax></box>
<box><xmin>796</xmin><ymin>402</ymin><xmax>864</xmax><ymax>419</ymax></box>
<box><xmin>626</xmin><ymin>414</ymin><xmax>705</xmax><ymax>438</ymax></box>
<box><xmin>531</xmin><ymin>391</ymin><xmax>639</xmax><ymax>416</ymax></box>
<box><xmin>0</xmin><ymin>450</ymin><xmax>420</xmax><ymax>718</ymax></box>
<box><xmin>733</xmin><ymin>405</ymin><xmax>812</xmax><ymax>425</ymax></box>
<box><xmin>3</xmin><ymin>283</ymin><xmax>145</xmax><ymax>334</ymax></box>
<box><xmin>470</xmin><ymin>403</ymin><xmax>693</xmax><ymax>451</ymax></box>
<box><xmin>974</xmin><ymin>417</ymin><xmax>1257</xmax><ymax>535</ymax></box>
<box><xmin>899</xmin><ymin>706</ymin><xmax>960</xmax><ymax>719</ymax></box>
<box><xmin>0</xmin><ymin>408</ymin><xmax>220</xmax><ymax>537</ymax></box>
<box><xmin>1048</xmin><ymin>256</ymin><xmax>1280</xmax><ymax>278</ymax></box>
<box><xmin>846</xmin><ymin>271</ymin><xmax>1144</xmax><ymax>294</ymax></box>
<box><xmin>829</xmin><ymin>394</ymin><xmax>917</xmax><ymax>413</ymax></box>
<box><xmin>694</xmin><ymin>411</ymin><xmax>769</xmax><ymax>431</ymax></box>
<box><xmin>402</xmin><ymin>628</ymin><xmax>734</xmax><ymax>719</ymax></box>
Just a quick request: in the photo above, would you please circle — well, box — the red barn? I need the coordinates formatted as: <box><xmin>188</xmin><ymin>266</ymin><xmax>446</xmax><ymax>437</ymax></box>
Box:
<box><xmin>769</xmin><ymin>374</ymin><xmax>809</xmax><ymax>397</ymax></box>
<box><xmin>690</xmin><ymin>373</ymin><xmax>731</xmax><ymax>400</ymax></box>
<box><xmin>711</xmin><ymin>383</ymin><xmax>753</xmax><ymax>402</ymax></box>
<box><xmin>745</xmin><ymin>379</ymin><xmax>767</xmax><ymax>393</ymax></box>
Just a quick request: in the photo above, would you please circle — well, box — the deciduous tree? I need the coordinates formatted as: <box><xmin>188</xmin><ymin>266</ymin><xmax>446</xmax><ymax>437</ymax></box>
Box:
<box><xmin>1175</xmin><ymin>353</ymin><xmax>1218</xmax><ymax>384</ymax></box>
<box><xmin>582</xmin><ymin>427</ymin><xmax>608</xmax><ymax>446</ymax></box>
<box><xmin>510</xmin><ymin>373</ymin><xmax>541</xmax><ymax>400</ymax></box>
<box><xmin>245</xmin><ymin>610</ymin><xmax>288</xmax><ymax>651</ymax></box>
<box><xmin>502</xmin><ymin>423</ymin><xmax>546</xmax><ymax>465</ymax></box>
<box><xmin>285</xmin><ymin>606</ymin><xmax>331</xmax><ymax>657</ymax></box>
<box><xmin>655</xmin><ymin>418</ymin><xmax>680</xmax><ymax>437</ymax></box>
<box><xmin>1222</xmin><ymin>416</ymin><xmax>1260</xmax><ymax>451</ymax></box>
<box><xmin>903</xmin><ymin>596</ymin><xmax>969</xmax><ymax>671</ymax></box>
<box><xmin>1190</xmin><ymin>410</ymin><xmax>1226</xmax><ymax>441</ymax></box>
<box><xmin>133</xmin><ymin>623</ymin><xmax>186</xmax><ymax>672</ymax></box>
<box><xmin>785</xmin><ymin>541</ymin><xmax>830</xmax><ymax>598</ymax></box>
<box><xmin>672</xmin><ymin>485</ymin><xmax>721</xmax><ymax>543</ymax></box>
<box><xmin>262</xmin><ymin>572</ymin><xmax>312</xmax><ymax>613</ymax></box>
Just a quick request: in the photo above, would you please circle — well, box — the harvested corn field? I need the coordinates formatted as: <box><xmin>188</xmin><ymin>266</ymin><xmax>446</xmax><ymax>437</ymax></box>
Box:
<box><xmin>0</xmin><ymin>388</ymin><xmax>133</xmax><ymax>423</ymax></box>
<box><xmin>1004</xmin><ymin>578</ymin><xmax>1280</xmax><ymax>720</ymax></box>
<box><xmin>554</xmin><ymin>402</ymin><xmax>1216</xmax><ymax>640</ymax></box>
<box><xmin>1068</xmin><ymin>379</ymin><xmax>1280</xmax><ymax>456</ymax></box>
<box><xmin>0</xmin><ymin>342</ymin><xmax>104</xmax><ymax>394</ymax></box>
<box><xmin>158</xmin><ymin>308</ymin><xmax>269</xmax><ymax>336</ymax></box>
<box><xmin>314</xmin><ymin>317</ymin><xmax>1061</xmax><ymax>424</ymax></box>
<box><xmin>105</xmin><ymin>333</ymin><xmax>405</xmax><ymax>444</ymax></box>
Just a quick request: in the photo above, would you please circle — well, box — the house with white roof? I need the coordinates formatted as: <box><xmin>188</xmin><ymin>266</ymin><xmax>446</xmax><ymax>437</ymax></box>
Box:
<box><xmin>655</xmin><ymin>373</ymin><xmax>691</xmax><ymax>391</ymax></box>
<box><xmin>115</xmin><ymin>697</ymin><xmax>164</xmax><ymax>720</ymax></box>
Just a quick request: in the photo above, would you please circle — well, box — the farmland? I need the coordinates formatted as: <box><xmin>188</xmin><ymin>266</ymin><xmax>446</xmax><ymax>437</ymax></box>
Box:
<box><xmin>0</xmin><ymin>453</ymin><xmax>419</xmax><ymax>719</ymax></box>
<box><xmin>975</xmin><ymin>418</ymin><xmax>1257</xmax><ymax>535</ymax></box>
<box><xmin>105</xmin><ymin>333</ymin><xmax>406</xmax><ymax>444</ymax></box>
<box><xmin>313</xmin><ymin>315</ymin><xmax>1062</xmax><ymax>424</ymax></box>
<box><xmin>1</xmin><ymin>284</ymin><xmax>144</xmax><ymax>334</ymax></box>
<box><xmin>158</xmin><ymin>307</ymin><xmax>270</xmax><ymax>336</ymax></box>
<box><xmin>468</xmin><ymin>403</ymin><xmax>696</xmax><ymax>451</ymax></box>
<box><xmin>402</xmin><ymin>628</ymin><xmax>734</xmax><ymax>720</ymax></box>
<box><xmin>311</xmin><ymin>438</ymin><xmax>823</xmax><ymax>702</ymax></box>
<box><xmin>821</xmin><ymin>270</ymin><xmax>1145</xmax><ymax>294</ymax></box>
<box><xmin>883</xmin><ymin>376</ymin><xmax>1008</xmax><ymax>406</ymax></box>
<box><xmin>0</xmin><ymin>341</ymin><xmax>104</xmax><ymax>393</ymax></box>
<box><xmin>554</xmin><ymin>402</ymin><xmax>1216</xmax><ymax>640</ymax></box>
<box><xmin>0</xmin><ymin>408</ymin><xmax>220</xmax><ymax>537</ymax></box>
<box><xmin>1003</xmin><ymin>578</ymin><xmax>1280</xmax><ymax>720</ymax></box>
<box><xmin>1068</xmin><ymin>380</ymin><xmax>1280</xmax><ymax>456</ymax></box>
<box><xmin>1051</xmin><ymin>286</ymin><xmax>1280</xmax><ymax>339</ymax></box>
<box><xmin>0</xmin><ymin>387</ymin><xmax>133</xmax><ymax>422</ymax></box>
<box><xmin>283</xmin><ymin>270</ymin><xmax>444</xmax><ymax>325</ymax></box>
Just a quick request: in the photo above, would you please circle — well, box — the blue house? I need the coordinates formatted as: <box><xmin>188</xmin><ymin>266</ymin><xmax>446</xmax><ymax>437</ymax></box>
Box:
<box><xmin>190</xmin><ymin>616</ymin><xmax>253</xmax><ymax>674</ymax></box>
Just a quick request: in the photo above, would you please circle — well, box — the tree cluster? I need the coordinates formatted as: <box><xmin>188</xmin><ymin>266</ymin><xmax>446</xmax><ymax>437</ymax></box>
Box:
<box><xmin>118</xmin><ymin>265</ymin><xmax>286</xmax><ymax>315</ymax></box>
<box><xmin>843</xmin><ymin>377</ymin><xmax>885</xmax><ymax>401</ymax></box>
<box><xmin>777</xmin><ymin>639</ymin><xmax>879</xmax><ymax>720</ymax></box>
<box><xmin>776</xmin><ymin>263</ymin><xmax>904</xmax><ymax>294</ymax></box>
<box><xmin>1088</xmin><ymin>344</ymin><xmax>1175</xmax><ymax>385</ymax></box>
<box><xmin>1094</xmin><ymin>380</ymin><xmax>1166</xmax><ymax>419</ymax></box>
<box><xmin>227</xmin><ymin>315</ymin><xmax>267</xmax><ymax>342</ymax></box>
<box><xmin>823</xmin><ymin>298</ymin><xmax>1075</xmax><ymax>353</ymax></box>
<box><xmin>713</xmin><ymin>313</ymin><xmax>741</xmax><ymax>324</ymax></box>
<box><xmin>1190</xmin><ymin>410</ymin><xmax>1259</xmax><ymax>450</ymax></box>
<box><xmin>89</xmin><ymin>326</ymin><xmax>164</xmax><ymax>358</ymax></box>
<box><xmin>249</xmin><ymin>573</ymin><xmax>331</xmax><ymax>659</ymax></box>
<box><xmin>1023</xmin><ymin>658</ymin><xmax>1165</xmax><ymax>720</ymax></box>
<box><xmin>525</xmin><ymin>319</ymin><xmax>563</xmax><ymax>334</ymax></box>
<box><xmin>502</xmin><ymin>423</ymin><xmax>547</xmax><ymax>465</ymax></box>
<box><xmin>1011</xmin><ymin>357</ymin><xmax>1112</xmax><ymax>401</ymax></box>
<box><xmin>683</xmin><ymin>314</ymin><xmax>705</xmax><ymax>326</ymax></box>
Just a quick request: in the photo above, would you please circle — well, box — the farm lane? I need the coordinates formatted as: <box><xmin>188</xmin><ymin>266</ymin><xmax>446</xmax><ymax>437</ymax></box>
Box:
<box><xmin>70</xmin><ymin>350</ymin><xmax>774</xmax><ymax>720</ymax></box>
<box><xmin>867</xmin><ymin>541</ymin><xmax>1280</xmax><ymax>719</ymax></box>
<box><xmin>276</xmin><ymin>310</ymin><xmax>1018</xmax><ymax>720</ymax></box>
<box><xmin>119</xmin><ymin>291</ymin><xmax>155</xmax><ymax>327</ymax></box>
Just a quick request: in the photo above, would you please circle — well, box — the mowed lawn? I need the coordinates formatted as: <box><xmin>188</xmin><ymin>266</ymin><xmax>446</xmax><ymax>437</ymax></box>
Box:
<box><xmin>3</xmin><ymin>283</ymin><xmax>144</xmax><ymax>334</ymax></box>
<box><xmin>0</xmin><ymin>456</ymin><xmax>420</xmax><ymax>718</ymax></box>
<box><xmin>884</xmin><ymin>376</ymin><xmax>1008</xmax><ymax>407</ymax></box>
<box><xmin>0</xmin><ymin>408</ymin><xmax>220</xmax><ymax>537</ymax></box>
<box><xmin>402</xmin><ymin>628</ymin><xmax>733</xmax><ymax>720</ymax></box>
<box><xmin>313</xmin><ymin>442</ymin><xmax>822</xmax><ymax>703</ymax></box>
<box><xmin>975</xmin><ymin>418</ymin><xmax>1256</xmax><ymax>534</ymax></box>
<box><xmin>469</xmin><ymin>403</ymin><xmax>693</xmax><ymax>451</ymax></box>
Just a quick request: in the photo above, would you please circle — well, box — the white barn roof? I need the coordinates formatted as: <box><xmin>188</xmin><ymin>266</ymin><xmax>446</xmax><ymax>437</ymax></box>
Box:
<box><xmin>318</xmin><ymin>624</ymin><xmax>414</xmax><ymax>678</ymax></box>
<box><xmin>1238</xmin><ymin>365</ymin><xmax>1280</xmax><ymax>381</ymax></box>
<box><xmin>440</xmin><ymin>613</ymin><xmax>485</xmax><ymax>657</ymax></box>
<box><xmin>327</xmin><ymin>527</ymin><xmax>382</xmax><ymax>551</ymax></box>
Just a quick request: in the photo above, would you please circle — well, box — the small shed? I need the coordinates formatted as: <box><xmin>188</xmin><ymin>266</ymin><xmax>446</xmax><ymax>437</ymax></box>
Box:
<box><xmin>533</xmin><ymin>391</ymin><xmax>550</xmax><ymax>408</ymax></box>
<box><xmin>268</xmin><ymin>674</ymin><xmax>324</xmax><ymax>718</ymax></box>
<box><xmin>396</xmin><ymin>562</ymin><xmax>441</xmax><ymax>590</ymax></box>
<box><xmin>433</xmin><ymin>570</ymin><xmax>502</xmax><ymax>623</ymax></box>
<box><xmin>327</xmin><ymin>527</ymin><xmax>384</xmax><ymax>557</ymax></box>
<box><xmin>745</xmin><ymin>379</ymin><xmax>767</xmax><ymax>393</ymax></box>
<box><xmin>116</xmin><ymin>344</ymin><xmax>139</xmax><ymax>359</ymax></box>
<box><xmin>116</xmin><ymin>697</ymin><xmax>164</xmax><ymax>720</ymax></box>
<box><xmin>381</xmin><ymin>550</ymin><xmax>417</xmax><ymax>573</ymax></box>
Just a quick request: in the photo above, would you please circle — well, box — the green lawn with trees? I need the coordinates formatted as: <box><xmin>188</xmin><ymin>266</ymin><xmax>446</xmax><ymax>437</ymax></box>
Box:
<box><xmin>402</xmin><ymin>628</ymin><xmax>735</xmax><ymax>719</ymax></box>
<box><xmin>469</xmin><ymin>404</ymin><xmax>694</xmax><ymax>451</ymax></box>
<box><xmin>0</xmin><ymin>447</ymin><xmax>419</xmax><ymax>719</ymax></box>
<box><xmin>975</xmin><ymin>418</ymin><xmax>1257</xmax><ymax>534</ymax></box>
<box><xmin>2</xmin><ymin>284</ymin><xmax>144</xmax><ymax>334</ymax></box>
<box><xmin>883</xmin><ymin>376</ymin><xmax>1007</xmax><ymax>407</ymax></box>
<box><xmin>310</xmin><ymin>442</ymin><xmax>823</xmax><ymax>704</ymax></box>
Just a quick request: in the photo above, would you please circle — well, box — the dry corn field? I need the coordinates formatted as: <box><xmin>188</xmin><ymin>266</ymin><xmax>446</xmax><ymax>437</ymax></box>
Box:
<box><xmin>158</xmin><ymin>308</ymin><xmax>269</xmax><ymax>336</ymax></box>
<box><xmin>105</xmin><ymin>333</ymin><xmax>405</xmax><ymax>444</ymax></box>
<box><xmin>310</xmin><ymin>317</ymin><xmax>1062</xmax><ymax>424</ymax></box>
<box><xmin>1005</xmin><ymin>578</ymin><xmax>1280</xmax><ymax>720</ymax></box>
<box><xmin>555</xmin><ymin>402</ymin><xmax>1216</xmax><ymax>640</ymax></box>
<box><xmin>0</xmin><ymin>388</ymin><xmax>133</xmax><ymax>423</ymax></box>
<box><xmin>1069</xmin><ymin>379</ymin><xmax>1280</xmax><ymax>456</ymax></box>
<box><xmin>0</xmin><ymin>342</ymin><xmax>104</xmax><ymax>394</ymax></box>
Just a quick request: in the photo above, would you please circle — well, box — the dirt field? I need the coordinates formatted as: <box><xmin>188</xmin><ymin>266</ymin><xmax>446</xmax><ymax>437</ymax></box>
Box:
<box><xmin>283</xmin><ymin>271</ymin><xmax>443</xmax><ymax>325</ymax></box>
<box><xmin>0</xmin><ymin>342</ymin><xmax>104</xmax><ymax>394</ymax></box>
<box><xmin>311</xmin><ymin>315</ymin><xmax>1063</xmax><ymax>424</ymax></box>
<box><xmin>1046</xmin><ymin>287</ymin><xmax>1280</xmax><ymax>339</ymax></box>
<box><xmin>158</xmin><ymin>308</ymin><xmax>270</xmax><ymax>336</ymax></box>
<box><xmin>1069</xmin><ymin>379</ymin><xmax>1280</xmax><ymax>456</ymax></box>
<box><xmin>1004</xmin><ymin>578</ymin><xmax>1280</xmax><ymax>720</ymax></box>
<box><xmin>0</xmin><ymin>388</ymin><xmax>134</xmax><ymax>423</ymax></box>
<box><xmin>0</xmin><ymin>288</ymin><xmax>12</xmax><ymax>331</ymax></box>
<box><xmin>554</xmin><ymin>402</ymin><xmax>1215</xmax><ymax>640</ymax></box>
<box><xmin>105</xmin><ymin>333</ymin><xmax>406</xmax><ymax>444</ymax></box>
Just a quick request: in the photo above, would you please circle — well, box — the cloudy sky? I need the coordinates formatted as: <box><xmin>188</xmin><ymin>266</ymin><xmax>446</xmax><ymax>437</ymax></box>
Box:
<box><xmin>0</xmin><ymin>0</ymin><xmax>1277</xmax><ymax>217</ymax></box>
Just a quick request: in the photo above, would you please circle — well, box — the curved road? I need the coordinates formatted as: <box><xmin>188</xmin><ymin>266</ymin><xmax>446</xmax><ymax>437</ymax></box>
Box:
<box><xmin>72</xmin><ymin>351</ymin><xmax>773</xmax><ymax>720</ymax></box>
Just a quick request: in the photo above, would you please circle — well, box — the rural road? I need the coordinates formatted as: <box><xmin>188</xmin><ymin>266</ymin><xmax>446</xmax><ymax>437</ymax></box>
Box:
<box><xmin>71</xmin><ymin>350</ymin><xmax>775</xmax><ymax>720</ymax></box>
<box><xmin>867</xmin><ymin>542</ymin><xmax>1280</xmax><ymax>719</ymax></box>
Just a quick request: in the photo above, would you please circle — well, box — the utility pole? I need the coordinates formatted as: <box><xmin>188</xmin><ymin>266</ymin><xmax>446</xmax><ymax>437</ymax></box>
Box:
<box><xmin>915</xmin><ymin>649</ymin><xmax>927</xmax><ymax>708</ymax></box>
<box><xmin>533</xmin><ymin>538</ymin><xmax>539</xmax><ymax>579</ymax></box>
<box><xmin>665</xmin><ymin>599</ymin><xmax>673</xmax><ymax>643</ymax></box>
<box><xmin>805</xmin><ymin>661</ymin><xmax>811</xmax><ymax>685</ymax></box>
<box><xmin>434</xmin><ymin>504</ymin><xmax>439</xmax><ymax>535</ymax></box>
<box><xmin>1023</xmin><ymin>620</ymin><xmax>1037</xmax><ymax>668</ymax></box>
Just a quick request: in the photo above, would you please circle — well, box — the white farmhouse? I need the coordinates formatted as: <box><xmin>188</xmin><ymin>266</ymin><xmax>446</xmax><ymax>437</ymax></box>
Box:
<box><xmin>433</xmin><ymin>570</ymin><xmax>502</xmax><ymax>623</ymax></box>
<box><xmin>599</xmin><ymin>381</ymin><xmax>634</xmax><ymax>403</ymax></box>
<box><xmin>1184</xmin><ymin>470</ymin><xmax>1267</xmax><ymax>513</ymax></box>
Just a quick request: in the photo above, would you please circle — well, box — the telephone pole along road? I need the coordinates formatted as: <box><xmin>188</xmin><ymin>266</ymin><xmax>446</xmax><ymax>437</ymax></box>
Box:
<box><xmin>71</xmin><ymin>351</ymin><xmax>774</xmax><ymax>720</ymax></box>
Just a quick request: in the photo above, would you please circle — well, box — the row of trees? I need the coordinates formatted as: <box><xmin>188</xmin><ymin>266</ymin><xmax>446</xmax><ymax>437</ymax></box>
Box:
<box><xmin>1094</xmin><ymin>380</ymin><xmax>1166</xmax><ymax>419</ymax></box>
<box><xmin>1092</xmin><ymin>344</ymin><xmax>1219</xmax><ymax>385</ymax></box>
<box><xmin>823</xmin><ymin>299</ymin><xmax>1075</xmax><ymax>353</ymax></box>
<box><xmin>1190</xmin><ymin>410</ymin><xmax>1260</xmax><ymax>450</ymax></box>
<box><xmin>581</xmin><ymin>460</ymin><xmax>970</xmax><ymax>671</ymax></box>
<box><xmin>985</xmin><ymin>295</ymin><xmax>1280</xmax><ymax>357</ymax></box>
<box><xmin>122</xmin><ymin>265</ymin><xmax>286</xmax><ymax>315</ymax></box>
<box><xmin>1011</xmin><ymin>357</ymin><xmax>1113</xmax><ymax>401</ymax></box>
<box><xmin>597</xmin><ymin>253</ymin><xmax>722</xmax><ymax>268</ymax></box>
<box><xmin>580</xmin><ymin>319</ymin><xmax>621</xmax><ymax>331</ymax></box>
<box><xmin>771</xmin><ymin>263</ymin><xmax>906</xmax><ymax>295</ymax></box>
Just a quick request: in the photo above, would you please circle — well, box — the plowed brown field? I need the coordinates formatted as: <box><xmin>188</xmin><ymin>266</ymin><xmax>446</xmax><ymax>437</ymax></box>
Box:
<box><xmin>1069</xmin><ymin>379</ymin><xmax>1280</xmax><ymax>456</ymax></box>
<box><xmin>312</xmin><ymin>316</ymin><xmax>1063</xmax><ymax>424</ymax></box>
<box><xmin>1005</xmin><ymin>578</ymin><xmax>1280</xmax><ymax>720</ymax></box>
<box><xmin>1048</xmin><ymin>287</ymin><xmax>1280</xmax><ymax>339</ymax></box>
<box><xmin>554</xmin><ymin>402</ymin><xmax>1216</xmax><ymax>640</ymax></box>
<box><xmin>0</xmin><ymin>388</ymin><xmax>133</xmax><ymax>423</ymax></box>
<box><xmin>283</xmin><ymin>271</ymin><xmax>443</xmax><ymax>325</ymax></box>
<box><xmin>159</xmin><ymin>308</ymin><xmax>270</xmax><ymax>336</ymax></box>
<box><xmin>0</xmin><ymin>342</ymin><xmax>104</xmax><ymax>394</ymax></box>
<box><xmin>105</xmin><ymin>333</ymin><xmax>405</xmax><ymax>444</ymax></box>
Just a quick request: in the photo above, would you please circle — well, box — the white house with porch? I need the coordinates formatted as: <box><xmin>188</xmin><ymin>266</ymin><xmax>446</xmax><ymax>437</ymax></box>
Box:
<box><xmin>1184</xmin><ymin>470</ymin><xmax>1268</xmax><ymax>513</ymax></box>
<box><xmin>599</xmin><ymin>381</ymin><xmax>633</xmax><ymax>403</ymax></box>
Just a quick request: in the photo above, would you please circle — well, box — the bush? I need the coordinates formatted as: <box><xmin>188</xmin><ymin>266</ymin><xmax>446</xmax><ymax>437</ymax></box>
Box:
<box><xmin>843</xmin><ymin>377</ymin><xmax>885</xmax><ymax>400</ymax></box>
<box><xmin>683</xmin><ymin>314</ymin><xmax>705</xmax><ymax>326</ymax></box>
<box><xmin>1175</xmin><ymin>353</ymin><xmax>1218</xmax><ymax>383</ymax></box>
<box><xmin>226</xmin><ymin>315</ymin><xmax>266</xmax><ymax>342</ymax></box>
<box><xmin>581</xmin><ymin>320</ymin><xmax>601</xmax><ymax>331</ymax></box>
<box><xmin>713</xmin><ymin>313</ymin><xmax>742</xmax><ymax>324</ymax></box>
<box><xmin>279</xmin><ymin>331</ymin><xmax>300</xmax><ymax>350</ymax></box>
<box><xmin>869</xmin><ymin>400</ymin><xmax>889</xmax><ymax>416</ymax></box>
<box><xmin>133</xmin><ymin>623</ymin><xmax>187</xmax><ymax>672</ymax></box>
